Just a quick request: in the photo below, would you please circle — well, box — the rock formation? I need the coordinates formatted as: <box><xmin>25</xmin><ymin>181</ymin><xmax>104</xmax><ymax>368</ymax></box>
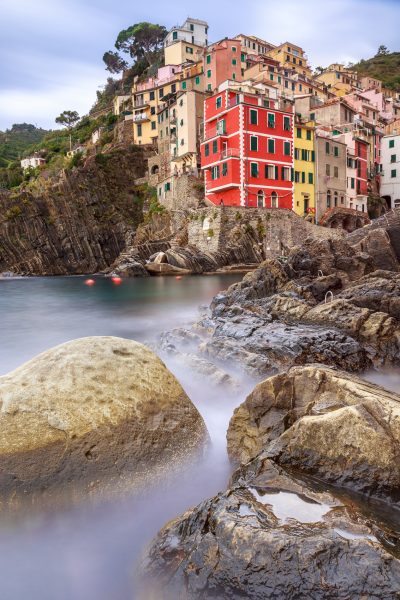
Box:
<box><xmin>0</xmin><ymin>337</ymin><xmax>208</xmax><ymax>508</ymax></box>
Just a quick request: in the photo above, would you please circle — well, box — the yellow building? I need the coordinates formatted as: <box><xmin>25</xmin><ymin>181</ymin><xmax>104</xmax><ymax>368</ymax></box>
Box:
<box><xmin>315</xmin><ymin>64</ymin><xmax>359</xmax><ymax>96</ymax></box>
<box><xmin>293</xmin><ymin>120</ymin><xmax>316</xmax><ymax>219</ymax></box>
<box><xmin>131</xmin><ymin>62</ymin><xmax>204</xmax><ymax>145</ymax></box>
<box><xmin>267</xmin><ymin>42</ymin><xmax>313</xmax><ymax>79</ymax></box>
<box><xmin>164</xmin><ymin>40</ymin><xmax>204</xmax><ymax>67</ymax></box>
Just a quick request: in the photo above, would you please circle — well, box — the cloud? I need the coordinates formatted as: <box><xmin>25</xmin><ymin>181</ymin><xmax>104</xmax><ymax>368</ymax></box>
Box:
<box><xmin>0</xmin><ymin>0</ymin><xmax>399</xmax><ymax>130</ymax></box>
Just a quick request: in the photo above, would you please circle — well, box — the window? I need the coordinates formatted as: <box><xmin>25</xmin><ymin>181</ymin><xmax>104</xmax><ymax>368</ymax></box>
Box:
<box><xmin>311</xmin><ymin>150</ymin><xmax>315</xmax><ymax>162</ymax></box>
<box><xmin>206</xmin><ymin>54</ymin><xmax>211</xmax><ymax>64</ymax></box>
<box><xmin>334</xmin><ymin>146</ymin><xmax>339</xmax><ymax>157</ymax></box>
<box><xmin>389</xmin><ymin>139</ymin><xmax>395</xmax><ymax>148</ymax></box>
<box><xmin>211</xmin><ymin>165</ymin><xmax>220</xmax><ymax>180</ymax></box>
<box><xmin>282</xmin><ymin>167</ymin><xmax>291</xmax><ymax>181</ymax></box>
<box><xmin>294</xmin><ymin>148</ymin><xmax>300</xmax><ymax>160</ymax></box>
<box><xmin>232</xmin><ymin>46</ymin><xmax>237</xmax><ymax>52</ymax></box>
<box><xmin>265</xmin><ymin>164</ymin><xmax>275</xmax><ymax>179</ymax></box>
<box><xmin>151</xmin><ymin>121</ymin><xmax>156</xmax><ymax>130</ymax></box>
<box><xmin>186</xmin><ymin>47</ymin><xmax>193</xmax><ymax>54</ymax></box>
<box><xmin>241</xmin><ymin>53</ymin><xmax>245</xmax><ymax>62</ymax></box>
<box><xmin>351</xmin><ymin>177</ymin><xmax>355</xmax><ymax>189</ymax></box>
<box><xmin>250</xmin><ymin>109</ymin><xmax>258</xmax><ymax>125</ymax></box>
<box><xmin>268</xmin><ymin>113</ymin><xmax>275</xmax><ymax>128</ymax></box>
<box><xmin>310</xmin><ymin>112</ymin><xmax>315</xmax><ymax>121</ymax></box>
<box><xmin>296</xmin><ymin>128</ymin><xmax>302</xmax><ymax>138</ymax></box>
<box><xmin>149</xmin><ymin>91</ymin><xmax>155</xmax><ymax>101</ymax></box>
<box><xmin>212</xmin><ymin>140</ymin><xmax>218</xmax><ymax>153</ymax></box>
<box><xmin>334</xmin><ymin>192</ymin><xmax>338</xmax><ymax>207</ymax></box>
<box><xmin>159</xmin><ymin>88</ymin><xmax>164</xmax><ymax>98</ymax></box>
<box><xmin>195</xmin><ymin>76</ymin><xmax>200</xmax><ymax>85</ymax></box>
<box><xmin>232</xmin><ymin>73</ymin><xmax>236</xmax><ymax>80</ymax></box>
<box><xmin>151</xmin><ymin>107</ymin><xmax>155</xmax><ymax>115</ymax></box>
<box><xmin>294</xmin><ymin>171</ymin><xmax>300</xmax><ymax>183</ymax></box>
<box><xmin>257</xmin><ymin>190</ymin><xmax>265</xmax><ymax>208</ymax></box>
<box><xmin>271</xmin><ymin>191</ymin><xmax>278</xmax><ymax>208</ymax></box>
<box><xmin>250</xmin><ymin>162</ymin><xmax>259</xmax><ymax>177</ymax></box>
<box><xmin>190</xmin><ymin>23</ymin><xmax>194</xmax><ymax>31</ymax></box>
<box><xmin>308</xmin><ymin>172</ymin><xmax>313</xmax><ymax>184</ymax></box>
<box><xmin>222</xmin><ymin>162</ymin><xmax>228</xmax><ymax>176</ymax></box>
<box><xmin>165</xmin><ymin>182</ymin><xmax>170</xmax><ymax>192</ymax></box>
<box><xmin>326</xmin><ymin>141</ymin><xmax>330</xmax><ymax>154</ymax></box>
<box><xmin>391</xmin><ymin>169</ymin><xmax>397</xmax><ymax>178</ymax></box>
<box><xmin>284</xmin><ymin>116</ymin><xmax>291</xmax><ymax>131</ymax></box>
<box><xmin>232</xmin><ymin>59</ymin><xmax>237</xmax><ymax>65</ymax></box>
<box><xmin>250</xmin><ymin>136</ymin><xmax>258</xmax><ymax>151</ymax></box>
<box><xmin>207</xmin><ymin>70</ymin><xmax>211</xmax><ymax>78</ymax></box>
<box><xmin>268</xmin><ymin>139</ymin><xmax>275</xmax><ymax>153</ymax></box>
<box><xmin>171</xmin><ymin>84</ymin><xmax>176</xmax><ymax>93</ymax></box>
<box><xmin>306</xmin><ymin>130</ymin><xmax>311</xmax><ymax>141</ymax></box>
<box><xmin>207</xmin><ymin>84</ymin><xmax>212</xmax><ymax>91</ymax></box>
<box><xmin>391</xmin><ymin>154</ymin><xmax>396</xmax><ymax>163</ymax></box>
<box><xmin>274</xmin><ymin>166</ymin><xmax>279</xmax><ymax>180</ymax></box>
<box><xmin>285</xmin><ymin>80</ymin><xmax>288</xmax><ymax>88</ymax></box>
<box><xmin>216</xmin><ymin>96</ymin><xmax>222</xmax><ymax>109</ymax></box>
<box><xmin>284</xmin><ymin>141</ymin><xmax>291</xmax><ymax>156</ymax></box>
<box><xmin>137</xmin><ymin>124</ymin><xmax>142</xmax><ymax>137</ymax></box>
<box><xmin>301</xmin><ymin>171</ymin><xmax>305</xmax><ymax>183</ymax></box>
<box><xmin>204</xmin><ymin>144</ymin><xmax>209</xmax><ymax>157</ymax></box>
<box><xmin>172</xmin><ymin>31</ymin><xmax>178</xmax><ymax>40</ymax></box>
<box><xmin>327</xmin><ymin>190</ymin><xmax>331</xmax><ymax>208</ymax></box>
<box><xmin>278</xmin><ymin>76</ymin><xmax>282</xmax><ymax>84</ymax></box>
<box><xmin>326</xmin><ymin>164</ymin><xmax>331</xmax><ymax>176</ymax></box>
<box><xmin>334</xmin><ymin>166</ymin><xmax>339</xmax><ymax>178</ymax></box>
<box><xmin>182</xmin><ymin>81</ymin><xmax>187</xmax><ymax>90</ymax></box>
<box><xmin>270</xmin><ymin>74</ymin><xmax>274</xmax><ymax>81</ymax></box>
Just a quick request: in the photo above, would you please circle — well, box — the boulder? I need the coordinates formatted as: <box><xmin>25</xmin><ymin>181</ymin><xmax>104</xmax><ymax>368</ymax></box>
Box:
<box><xmin>0</xmin><ymin>337</ymin><xmax>208</xmax><ymax>506</ymax></box>
<box><xmin>337</xmin><ymin>271</ymin><xmax>400</xmax><ymax>320</ymax></box>
<box><xmin>142</xmin><ymin>457</ymin><xmax>400</xmax><ymax>600</ymax></box>
<box><xmin>111</xmin><ymin>261</ymin><xmax>148</xmax><ymax>277</ymax></box>
<box><xmin>145</xmin><ymin>263</ymin><xmax>191</xmax><ymax>276</ymax></box>
<box><xmin>228</xmin><ymin>365</ymin><xmax>400</xmax><ymax>500</ymax></box>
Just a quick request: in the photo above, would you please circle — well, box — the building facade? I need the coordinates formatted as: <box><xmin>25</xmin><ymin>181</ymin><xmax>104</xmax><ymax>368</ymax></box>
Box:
<box><xmin>204</xmin><ymin>39</ymin><xmax>244</xmax><ymax>92</ymax></box>
<box><xmin>380</xmin><ymin>133</ymin><xmax>400</xmax><ymax>209</ymax></box>
<box><xmin>315</xmin><ymin>133</ymin><xmax>347</xmax><ymax>222</ymax></box>
<box><xmin>164</xmin><ymin>18</ymin><xmax>209</xmax><ymax>48</ymax></box>
<box><xmin>293</xmin><ymin>119</ymin><xmax>315</xmax><ymax>218</ymax></box>
<box><xmin>201</xmin><ymin>81</ymin><xmax>294</xmax><ymax>208</ymax></box>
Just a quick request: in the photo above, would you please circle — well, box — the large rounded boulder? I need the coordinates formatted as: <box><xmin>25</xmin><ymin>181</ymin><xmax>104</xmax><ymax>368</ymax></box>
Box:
<box><xmin>0</xmin><ymin>337</ymin><xmax>208</xmax><ymax>505</ymax></box>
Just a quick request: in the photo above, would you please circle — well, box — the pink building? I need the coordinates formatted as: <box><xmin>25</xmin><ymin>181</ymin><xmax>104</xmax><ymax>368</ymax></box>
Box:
<box><xmin>204</xmin><ymin>39</ymin><xmax>244</xmax><ymax>93</ymax></box>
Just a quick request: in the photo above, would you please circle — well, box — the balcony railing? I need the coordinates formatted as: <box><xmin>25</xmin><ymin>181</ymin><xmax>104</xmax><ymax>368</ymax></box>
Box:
<box><xmin>133</xmin><ymin>112</ymin><xmax>150</xmax><ymax>122</ymax></box>
<box><xmin>220</xmin><ymin>148</ymin><xmax>240</xmax><ymax>159</ymax></box>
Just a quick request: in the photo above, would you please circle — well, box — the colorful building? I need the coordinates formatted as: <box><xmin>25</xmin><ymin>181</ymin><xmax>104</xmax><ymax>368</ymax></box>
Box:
<box><xmin>315</xmin><ymin>131</ymin><xmax>347</xmax><ymax>222</ymax></box>
<box><xmin>293</xmin><ymin>117</ymin><xmax>316</xmax><ymax>218</ymax></box>
<box><xmin>267</xmin><ymin>42</ymin><xmax>313</xmax><ymax>79</ymax></box>
<box><xmin>164</xmin><ymin>17</ymin><xmax>209</xmax><ymax>48</ymax></box>
<box><xmin>204</xmin><ymin>39</ymin><xmax>246</xmax><ymax>92</ymax></box>
<box><xmin>315</xmin><ymin>64</ymin><xmax>360</xmax><ymax>97</ymax></box>
<box><xmin>380</xmin><ymin>133</ymin><xmax>400</xmax><ymax>209</ymax></box>
<box><xmin>200</xmin><ymin>81</ymin><xmax>294</xmax><ymax>208</ymax></box>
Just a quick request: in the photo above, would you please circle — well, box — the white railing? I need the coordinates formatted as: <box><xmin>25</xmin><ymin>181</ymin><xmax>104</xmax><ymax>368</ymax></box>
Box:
<box><xmin>133</xmin><ymin>113</ymin><xmax>148</xmax><ymax>122</ymax></box>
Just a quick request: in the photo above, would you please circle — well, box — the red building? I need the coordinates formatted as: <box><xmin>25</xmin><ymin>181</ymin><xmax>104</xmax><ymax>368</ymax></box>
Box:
<box><xmin>200</xmin><ymin>82</ymin><xmax>294</xmax><ymax>208</ymax></box>
<box><xmin>355</xmin><ymin>137</ymin><xmax>368</xmax><ymax>195</ymax></box>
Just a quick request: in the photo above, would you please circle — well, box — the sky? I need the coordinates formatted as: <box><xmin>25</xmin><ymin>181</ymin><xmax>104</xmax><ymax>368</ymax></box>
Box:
<box><xmin>0</xmin><ymin>0</ymin><xmax>399</xmax><ymax>131</ymax></box>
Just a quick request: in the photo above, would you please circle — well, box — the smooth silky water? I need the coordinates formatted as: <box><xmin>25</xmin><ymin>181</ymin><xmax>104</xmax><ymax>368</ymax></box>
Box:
<box><xmin>0</xmin><ymin>274</ymin><xmax>255</xmax><ymax>600</ymax></box>
<box><xmin>1</xmin><ymin>276</ymin><xmax>400</xmax><ymax>599</ymax></box>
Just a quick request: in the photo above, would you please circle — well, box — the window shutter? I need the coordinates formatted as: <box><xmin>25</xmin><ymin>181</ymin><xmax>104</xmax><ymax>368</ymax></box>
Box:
<box><xmin>291</xmin><ymin>168</ymin><xmax>294</xmax><ymax>182</ymax></box>
<box><xmin>275</xmin><ymin>166</ymin><xmax>279</xmax><ymax>180</ymax></box>
<box><xmin>311</xmin><ymin>150</ymin><xmax>315</xmax><ymax>162</ymax></box>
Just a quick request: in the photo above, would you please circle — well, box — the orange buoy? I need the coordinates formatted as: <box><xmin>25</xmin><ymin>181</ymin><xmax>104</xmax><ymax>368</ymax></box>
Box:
<box><xmin>84</xmin><ymin>278</ymin><xmax>95</xmax><ymax>286</ymax></box>
<box><xmin>111</xmin><ymin>276</ymin><xmax>123</xmax><ymax>285</ymax></box>
<box><xmin>175</xmin><ymin>275</ymin><xmax>182</xmax><ymax>280</ymax></box>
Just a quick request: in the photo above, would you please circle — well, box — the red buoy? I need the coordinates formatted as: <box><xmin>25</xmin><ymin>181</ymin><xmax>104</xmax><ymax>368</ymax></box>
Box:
<box><xmin>175</xmin><ymin>275</ymin><xmax>182</xmax><ymax>281</ymax></box>
<box><xmin>111</xmin><ymin>276</ymin><xmax>123</xmax><ymax>285</ymax></box>
<box><xmin>84</xmin><ymin>278</ymin><xmax>95</xmax><ymax>286</ymax></box>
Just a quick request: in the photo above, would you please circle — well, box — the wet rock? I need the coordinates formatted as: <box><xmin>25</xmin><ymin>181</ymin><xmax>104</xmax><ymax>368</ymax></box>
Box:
<box><xmin>142</xmin><ymin>457</ymin><xmax>400</xmax><ymax>600</ymax></box>
<box><xmin>0</xmin><ymin>337</ymin><xmax>208</xmax><ymax>506</ymax></box>
<box><xmin>228</xmin><ymin>365</ymin><xmax>400</xmax><ymax>501</ymax></box>
<box><xmin>336</xmin><ymin>271</ymin><xmax>400</xmax><ymax>320</ymax></box>
<box><xmin>150</xmin><ymin>252</ymin><xmax>168</xmax><ymax>264</ymax></box>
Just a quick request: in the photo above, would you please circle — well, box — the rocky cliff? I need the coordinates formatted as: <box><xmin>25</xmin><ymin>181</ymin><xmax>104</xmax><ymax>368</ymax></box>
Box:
<box><xmin>0</xmin><ymin>145</ymin><xmax>146</xmax><ymax>275</ymax></box>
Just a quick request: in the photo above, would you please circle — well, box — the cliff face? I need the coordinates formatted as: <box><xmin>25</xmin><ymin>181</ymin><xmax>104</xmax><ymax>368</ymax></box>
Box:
<box><xmin>0</xmin><ymin>146</ymin><xmax>146</xmax><ymax>275</ymax></box>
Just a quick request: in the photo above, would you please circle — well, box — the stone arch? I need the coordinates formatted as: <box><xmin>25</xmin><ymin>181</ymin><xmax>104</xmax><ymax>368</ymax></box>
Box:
<box><xmin>151</xmin><ymin>164</ymin><xmax>159</xmax><ymax>175</ymax></box>
<box><xmin>343</xmin><ymin>215</ymin><xmax>355</xmax><ymax>232</ymax></box>
<box><xmin>355</xmin><ymin>217</ymin><xmax>363</xmax><ymax>228</ymax></box>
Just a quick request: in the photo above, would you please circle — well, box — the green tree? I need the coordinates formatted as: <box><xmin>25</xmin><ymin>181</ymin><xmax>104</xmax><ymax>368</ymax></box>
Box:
<box><xmin>314</xmin><ymin>66</ymin><xmax>324</xmax><ymax>75</ymax></box>
<box><xmin>377</xmin><ymin>45</ymin><xmax>389</xmax><ymax>56</ymax></box>
<box><xmin>103</xmin><ymin>22</ymin><xmax>166</xmax><ymax>74</ymax></box>
<box><xmin>55</xmin><ymin>110</ymin><xmax>80</xmax><ymax>151</ymax></box>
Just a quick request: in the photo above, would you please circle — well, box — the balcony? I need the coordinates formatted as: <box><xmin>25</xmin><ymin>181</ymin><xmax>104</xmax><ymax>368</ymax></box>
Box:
<box><xmin>133</xmin><ymin>112</ymin><xmax>150</xmax><ymax>122</ymax></box>
<box><xmin>134</xmin><ymin>100</ymin><xmax>149</xmax><ymax>109</ymax></box>
<box><xmin>220</xmin><ymin>148</ymin><xmax>240</xmax><ymax>159</ymax></box>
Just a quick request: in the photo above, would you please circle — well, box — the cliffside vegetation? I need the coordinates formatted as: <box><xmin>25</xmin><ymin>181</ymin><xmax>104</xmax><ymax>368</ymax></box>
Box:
<box><xmin>352</xmin><ymin>47</ymin><xmax>400</xmax><ymax>91</ymax></box>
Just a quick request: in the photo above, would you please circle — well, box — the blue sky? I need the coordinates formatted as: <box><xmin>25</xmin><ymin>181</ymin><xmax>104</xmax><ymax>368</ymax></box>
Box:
<box><xmin>0</xmin><ymin>0</ymin><xmax>399</xmax><ymax>130</ymax></box>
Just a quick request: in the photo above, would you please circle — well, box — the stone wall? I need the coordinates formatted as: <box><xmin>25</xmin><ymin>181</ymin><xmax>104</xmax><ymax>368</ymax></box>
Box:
<box><xmin>160</xmin><ymin>174</ymin><xmax>204</xmax><ymax>211</ymax></box>
<box><xmin>188</xmin><ymin>207</ymin><xmax>345</xmax><ymax>258</ymax></box>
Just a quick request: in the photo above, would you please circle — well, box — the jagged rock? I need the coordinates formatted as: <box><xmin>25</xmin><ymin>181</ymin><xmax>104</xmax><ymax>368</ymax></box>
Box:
<box><xmin>112</xmin><ymin>261</ymin><xmax>149</xmax><ymax>277</ymax></box>
<box><xmin>336</xmin><ymin>271</ymin><xmax>400</xmax><ymax>320</ymax></box>
<box><xmin>349</xmin><ymin>226</ymin><xmax>400</xmax><ymax>273</ymax></box>
<box><xmin>142</xmin><ymin>457</ymin><xmax>400</xmax><ymax>600</ymax></box>
<box><xmin>165</xmin><ymin>247</ymin><xmax>220</xmax><ymax>274</ymax></box>
<box><xmin>0</xmin><ymin>337</ymin><xmax>208</xmax><ymax>506</ymax></box>
<box><xmin>150</xmin><ymin>252</ymin><xmax>168</xmax><ymax>264</ymax></box>
<box><xmin>228</xmin><ymin>365</ymin><xmax>400</xmax><ymax>501</ymax></box>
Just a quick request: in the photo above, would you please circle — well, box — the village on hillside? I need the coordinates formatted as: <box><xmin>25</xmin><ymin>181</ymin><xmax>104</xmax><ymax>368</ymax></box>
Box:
<box><xmin>22</xmin><ymin>18</ymin><xmax>400</xmax><ymax>232</ymax></box>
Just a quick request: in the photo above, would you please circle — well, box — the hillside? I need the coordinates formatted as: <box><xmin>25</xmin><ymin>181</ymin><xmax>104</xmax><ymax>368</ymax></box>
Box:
<box><xmin>353</xmin><ymin>51</ymin><xmax>400</xmax><ymax>91</ymax></box>
<box><xmin>0</xmin><ymin>123</ymin><xmax>49</xmax><ymax>168</ymax></box>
